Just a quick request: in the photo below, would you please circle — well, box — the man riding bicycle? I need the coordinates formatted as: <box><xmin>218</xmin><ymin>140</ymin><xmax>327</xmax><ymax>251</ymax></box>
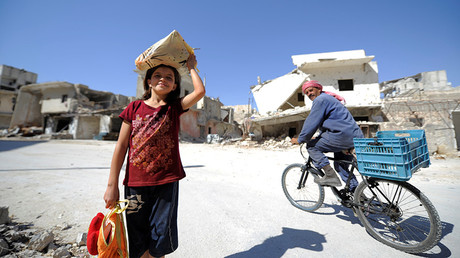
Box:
<box><xmin>291</xmin><ymin>80</ymin><xmax>363</xmax><ymax>190</ymax></box>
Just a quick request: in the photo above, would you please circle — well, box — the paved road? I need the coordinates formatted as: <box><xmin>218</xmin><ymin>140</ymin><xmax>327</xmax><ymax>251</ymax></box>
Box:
<box><xmin>0</xmin><ymin>139</ymin><xmax>458</xmax><ymax>257</ymax></box>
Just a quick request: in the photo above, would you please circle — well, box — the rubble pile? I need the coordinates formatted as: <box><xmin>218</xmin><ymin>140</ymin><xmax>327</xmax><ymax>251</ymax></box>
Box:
<box><xmin>232</xmin><ymin>136</ymin><xmax>296</xmax><ymax>150</ymax></box>
<box><xmin>0</xmin><ymin>127</ymin><xmax>44</xmax><ymax>138</ymax></box>
<box><xmin>0</xmin><ymin>207</ymin><xmax>90</xmax><ymax>258</ymax></box>
<box><xmin>259</xmin><ymin>136</ymin><xmax>294</xmax><ymax>150</ymax></box>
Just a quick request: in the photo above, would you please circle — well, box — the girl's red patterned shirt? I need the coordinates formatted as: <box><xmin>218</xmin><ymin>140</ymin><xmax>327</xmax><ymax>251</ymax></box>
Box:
<box><xmin>119</xmin><ymin>99</ymin><xmax>186</xmax><ymax>186</ymax></box>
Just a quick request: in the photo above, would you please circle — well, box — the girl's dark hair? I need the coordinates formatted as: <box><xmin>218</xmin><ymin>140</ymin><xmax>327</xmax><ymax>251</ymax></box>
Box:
<box><xmin>142</xmin><ymin>64</ymin><xmax>181</xmax><ymax>103</ymax></box>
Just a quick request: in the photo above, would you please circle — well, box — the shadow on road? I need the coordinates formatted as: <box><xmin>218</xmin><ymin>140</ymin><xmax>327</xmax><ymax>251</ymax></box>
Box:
<box><xmin>309</xmin><ymin>203</ymin><xmax>361</xmax><ymax>225</ymax></box>
<box><xmin>183</xmin><ymin>165</ymin><xmax>205</xmax><ymax>169</ymax></box>
<box><xmin>295</xmin><ymin>202</ymin><xmax>455</xmax><ymax>256</ymax></box>
<box><xmin>0</xmin><ymin>140</ymin><xmax>47</xmax><ymax>152</ymax></box>
<box><xmin>312</xmin><ymin>204</ymin><xmax>455</xmax><ymax>257</ymax></box>
<box><xmin>225</xmin><ymin>227</ymin><xmax>326</xmax><ymax>258</ymax></box>
<box><xmin>413</xmin><ymin>220</ymin><xmax>454</xmax><ymax>257</ymax></box>
<box><xmin>0</xmin><ymin>167</ymin><xmax>110</xmax><ymax>172</ymax></box>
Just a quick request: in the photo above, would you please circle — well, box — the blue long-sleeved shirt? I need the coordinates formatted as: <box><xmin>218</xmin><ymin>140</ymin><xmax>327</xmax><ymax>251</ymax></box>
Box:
<box><xmin>297</xmin><ymin>93</ymin><xmax>363</xmax><ymax>148</ymax></box>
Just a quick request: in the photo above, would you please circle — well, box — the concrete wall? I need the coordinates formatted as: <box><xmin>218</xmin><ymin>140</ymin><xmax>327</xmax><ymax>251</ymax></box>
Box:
<box><xmin>9</xmin><ymin>90</ymin><xmax>42</xmax><ymax>128</ymax></box>
<box><xmin>180</xmin><ymin>109</ymin><xmax>202</xmax><ymax>138</ymax></box>
<box><xmin>114</xmin><ymin>94</ymin><xmax>131</xmax><ymax>108</ymax></box>
<box><xmin>420</xmin><ymin>70</ymin><xmax>449</xmax><ymax>90</ymax></box>
<box><xmin>381</xmin><ymin>99</ymin><xmax>459</xmax><ymax>154</ymax></box>
<box><xmin>100</xmin><ymin>115</ymin><xmax>111</xmax><ymax>134</ymax></box>
<box><xmin>0</xmin><ymin>90</ymin><xmax>16</xmax><ymax>113</ymax></box>
<box><xmin>135</xmin><ymin>71</ymin><xmax>144</xmax><ymax>99</ymax></box>
<box><xmin>380</xmin><ymin>71</ymin><xmax>460</xmax><ymax>154</ymax></box>
<box><xmin>75</xmin><ymin>115</ymin><xmax>101</xmax><ymax>139</ymax></box>
<box><xmin>41</xmin><ymin>87</ymin><xmax>76</xmax><ymax>114</ymax></box>
<box><xmin>224</xmin><ymin>104</ymin><xmax>256</xmax><ymax>124</ymax></box>
<box><xmin>292</xmin><ymin>49</ymin><xmax>369</xmax><ymax>65</ymax></box>
<box><xmin>453</xmin><ymin>111</ymin><xmax>460</xmax><ymax>151</ymax></box>
<box><xmin>197</xmin><ymin>96</ymin><xmax>222</xmax><ymax>121</ymax></box>
<box><xmin>216</xmin><ymin>122</ymin><xmax>242</xmax><ymax>138</ymax></box>
<box><xmin>0</xmin><ymin>90</ymin><xmax>16</xmax><ymax>129</ymax></box>
<box><xmin>206</xmin><ymin>120</ymin><xmax>218</xmax><ymax>135</ymax></box>
<box><xmin>381</xmin><ymin>70</ymin><xmax>451</xmax><ymax>98</ymax></box>
<box><xmin>0</xmin><ymin>65</ymin><xmax>37</xmax><ymax>91</ymax></box>
<box><xmin>298</xmin><ymin>63</ymin><xmax>380</xmax><ymax>107</ymax></box>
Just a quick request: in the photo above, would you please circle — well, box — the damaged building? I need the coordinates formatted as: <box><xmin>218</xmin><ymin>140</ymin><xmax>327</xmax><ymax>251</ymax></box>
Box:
<box><xmin>249</xmin><ymin>50</ymin><xmax>460</xmax><ymax>155</ymax></box>
<box><xmin>3</xmin><ymin>63</ymin><xmax>242</xmax><ymax>142</ymax></box>
<box><xmin>9</xmin><ymin>81</ymin><xmax>134</xmax><ymax>139</ymax></box>
<box><xmin>250</xmin><ymin>49</ymin><xmax>382</xmax><ymax>140</ymax></box>
<box><xmin>0</xmin><ymin>65</ymin><xmax>37</xmax><ymax>129</ymax></box>
<box><xmin>380</xmin><ymin>70</ymin><xmax>460</xmax><ymax>154</ymax></box>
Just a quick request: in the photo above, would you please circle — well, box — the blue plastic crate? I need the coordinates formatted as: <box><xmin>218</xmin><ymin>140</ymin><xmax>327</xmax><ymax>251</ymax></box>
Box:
<box><xmin>353</xmin><ymin>130</ymin><xmax>430</xmax><ymax>181</ymax></box>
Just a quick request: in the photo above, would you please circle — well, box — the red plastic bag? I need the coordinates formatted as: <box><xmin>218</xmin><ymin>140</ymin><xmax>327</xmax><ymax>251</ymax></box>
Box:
<box><xmin>87</xmin><ymin>212</ymin><xmax>104</xmax><ymax>255</ymax></box>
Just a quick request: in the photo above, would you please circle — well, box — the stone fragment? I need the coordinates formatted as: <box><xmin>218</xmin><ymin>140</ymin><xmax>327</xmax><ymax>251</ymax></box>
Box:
<box><xmin>53</xmin><ymin>246</ymin><xmax>71</xmax><ymax>258</ymax></box>
<box><xmin>76</xmin><ymin>232</ymin><xmax>87</xmax><ymax>246</ymax></box>
<box><xmin>16</xmin><ymin>249</ymin><xmax>41</xmax><ymax>257</ymax></box>
<box><xmin>28</xmin><ymin>230</ymin><xmax>54</xmax><ymax>252</ymax></box>
<box><xmin>0</xmin><ymin>239</ymin><xmax>10</xmax><ymax>256</ymax></box>
<box><xmin>0</xmin><ymin>206</ymin><xmax>10</xmax><ymax>224</ymax></box>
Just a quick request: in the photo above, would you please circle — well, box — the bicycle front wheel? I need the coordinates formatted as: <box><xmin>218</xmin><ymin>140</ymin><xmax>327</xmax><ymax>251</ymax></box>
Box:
<box><xmin>281</xmin><ymin>163</ymin><xmax>325</xmax><ymax>212</ymax></box>
<box><xmin>354</xmin><ymin>178</ymin><xmax>442</xmax><ymax>253</ymax></box>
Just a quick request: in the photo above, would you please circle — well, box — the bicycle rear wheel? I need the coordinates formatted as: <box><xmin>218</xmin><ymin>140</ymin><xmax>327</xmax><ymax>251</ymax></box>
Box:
<box><xmin>282</xmin><ymin>163</ymin><xmax>325</xmax><ymax>212</ymax></box>
<box><xmin>354</xmin><ymin>178</ymin><xmax>442</xmax><ymax>253</ymax></box>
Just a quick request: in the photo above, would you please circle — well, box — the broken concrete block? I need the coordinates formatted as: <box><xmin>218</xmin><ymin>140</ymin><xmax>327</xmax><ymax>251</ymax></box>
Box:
<box><xmin>76</xmin><ymin>232</ymin><xmax>87</xmax><ymax>246</ymax></box>
<box><xmin>0</xmin><ymin>239</ymin><xmax>9</xmax><ymax>256</ymax></box>
<box><xmin>53</xmin><ymin>246</ymin><xmax>71</xmax><ymax>258</ymax></box>
<box><xmin>0</xmin><ymin>206</ymin><xmax>10</xmax><ymax>225</ymax></box>
<box><xmin>28</xmin><ymin>230</ymin><xmax>54</xmax><ymax>252</ymax></box>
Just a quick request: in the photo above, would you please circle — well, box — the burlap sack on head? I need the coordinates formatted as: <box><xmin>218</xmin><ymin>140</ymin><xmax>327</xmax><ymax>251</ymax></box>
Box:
<box><xmin>135</xmin><ymin>30</ymin><xmax>197</xmax><ymax>74</ymax></box>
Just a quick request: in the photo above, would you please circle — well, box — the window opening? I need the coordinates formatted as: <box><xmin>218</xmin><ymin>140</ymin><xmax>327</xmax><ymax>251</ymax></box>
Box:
<box><xmin>338</xmin><ymin>79</ymin><xmax>354</xmax><ymax>91</ymax></box>
<box><xmin>56</xmin><ymin>118</ymin><xmax>72</xmax><ymax>132</ymax></box>
<box><xmin>288</xmin><ymin>128</ymin><xmax>296</xmax><ymax>138</ymax></box>
<box><xmin>354</xmin><ymin>116</ymin><xmax>369</xmax><ymax>122</ymax></box>
<box><xmin>297</xmin><ymin>93</ymin><xmax>304</xmax><ymax>102</ymax></box>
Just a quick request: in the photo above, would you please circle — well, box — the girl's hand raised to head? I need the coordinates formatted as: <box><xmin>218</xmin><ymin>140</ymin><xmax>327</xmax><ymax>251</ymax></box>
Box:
<box><xmin>186</xmin><ymin>53</ymin><xmax>197</xmax><ymax>71</ymax></box>
<box><xmin>181</xmin><ymin>52</ymin><xmax>205</xmax><ymax>110</ymax></box>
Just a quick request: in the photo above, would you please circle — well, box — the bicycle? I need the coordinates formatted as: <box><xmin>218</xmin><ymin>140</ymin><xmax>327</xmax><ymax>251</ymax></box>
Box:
<box><xmin>281</xmin><ymin>130</ymin><xmax>442</xmax><ymax>254</ymax></box>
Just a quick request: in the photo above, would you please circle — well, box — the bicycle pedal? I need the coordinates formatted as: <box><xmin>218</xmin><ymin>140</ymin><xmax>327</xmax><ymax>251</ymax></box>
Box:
<box><xmin>341</xmin><ymin>201</ymin><xmax>353</xmax><ymax>208</ymax></box>
<box><xmin>351</xmin><ymin>207</ymin><xmax>358</xmax><ymax>217</ymax></box>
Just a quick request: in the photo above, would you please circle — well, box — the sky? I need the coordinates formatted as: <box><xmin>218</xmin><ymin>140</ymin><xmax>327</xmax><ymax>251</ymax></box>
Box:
<box><xmin>1</xmin><ymin>0</ymin><xmax>459</xmax><ymax>106</ymax></box>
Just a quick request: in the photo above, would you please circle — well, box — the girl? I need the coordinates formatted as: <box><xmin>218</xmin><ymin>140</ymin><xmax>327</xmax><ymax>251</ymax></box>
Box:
<box><xmin>104</xmin><ymin>53</ymin><xmax>205</xmax><ymax>258</ymax></box>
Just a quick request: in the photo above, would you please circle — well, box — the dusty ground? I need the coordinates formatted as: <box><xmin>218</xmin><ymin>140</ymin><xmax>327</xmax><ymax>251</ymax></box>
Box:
<box><xmin>0</xmin><ymin>139</ymin><xmax>459</xmax><ymax>257</ymax></box>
